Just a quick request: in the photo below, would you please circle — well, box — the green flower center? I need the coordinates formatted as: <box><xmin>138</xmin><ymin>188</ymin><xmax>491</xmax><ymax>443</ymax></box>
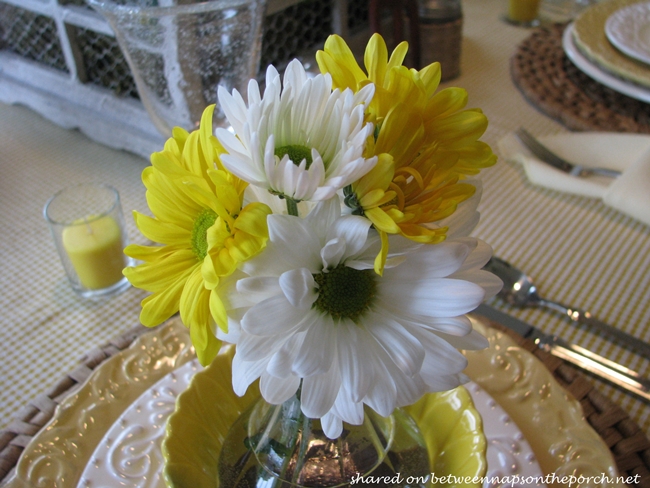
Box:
<box><xmin>313</xmin><ymin>265</ymin><xmax>377</xmax><ymax>322</ymax></box>
<box><xmin>275</xmin><ymin>144</ymin><xmax>313</xmax><ymax>168</ymax></box>
<box><xmin>191</xmin><ymin>208</ymin><xmax>217</xmax><ymax>260</ymax></box>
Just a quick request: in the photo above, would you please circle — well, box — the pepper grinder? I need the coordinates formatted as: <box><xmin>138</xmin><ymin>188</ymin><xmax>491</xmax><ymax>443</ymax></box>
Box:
<box><xmin>418</xmin><ymin>0</ymin><xmax>463</xmax><ymax>81</ymax></box>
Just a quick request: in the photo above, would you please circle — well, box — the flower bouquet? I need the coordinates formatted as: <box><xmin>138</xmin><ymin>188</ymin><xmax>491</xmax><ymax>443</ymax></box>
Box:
<box><xmin>124</xmin><ymin>33</ymin><xmax>500</xmax><ymax>487</ymax></box>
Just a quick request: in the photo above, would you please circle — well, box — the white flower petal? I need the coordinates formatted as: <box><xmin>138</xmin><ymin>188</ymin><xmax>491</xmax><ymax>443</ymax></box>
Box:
<box><xmin>320</xmin><ymin>238</ymin><xmax>346</xmax><ymax>269</ymax></box>
<box><xmin>237</xmin><ymin>327</ymin><xmax>290</xmax><ymax>361</ymax></box>
<box><xmin>267</xmin><ymin>333</ymin><xmax>304</xmax><ymax>378</ymax></box>
<box><xmin>438</xmin><ymin>180</ymin><xmax>482</xmax><ymax>238</ymax></box>
<box><xmin>284</xmin><ymin>59</ymin><xmax>308</xmax><ymax>91</ymax></box>
<box><xmin>453</xmin><ymin>269</ymin><xmax>503</xmax><ymax>299</ymax></box>
<box><xmin>293</xmin><ymin>312</ymin><xmax>335</xmax><ymax>376</ymax></box>
<box><xmin>362</xmin><ymin>346</ymin><xmax>396</xmax><ymax>417</ymax></box>
<box><xmin>301</xmin><ymin>364</ymin><xmax>341</xmax><ymax>418</ymax></box>
<box><xmin>217</xmin><ymin>86</ymin><xmax>247</xmax><ymax>135</ymax></box>
<box><xmin>337</xmin><ymin>323</ymin><xmax>374</xmax><ymax>402</ymax></box>
<box><xmin>326</xmin><ymin>215</ymin><xmax>372</xmax><ymax>258</ymax></box>
<box><xmin>405</xmin><ymin>325</ymin><xmax>468</xmax><ymax>375</ymax></box>
<box><xmin>260</xmin><ymin>372</ymin><xmax>301</xmax><ymax>404</ymax></box>
<box><xmin>453</xmin><ymin>238</ymin><xmax>489</xmax><ymax>271</ymax></box>
<box><xmin>438</xmin><ymin>329</ymin><xmax>489</xmax><ymax>351</ymax></box>
<box><xmin>236</xmin><ymin>276</ymin><xmax>281</xmax><ymax>301</ymax></box>
<box><xmin>267</xmin><ymin>215</ymin><xmax>322</xmax><ymax>270</ymax></box>
<box><xmin>383</xmin><ymin>241</ymin><xmax>470</xmax><ymax>282</ymax></box>
<box><xmin>419</xmin><ymin>372</ymin><xmax>464</xmax><ymax>392</ymax></box>
<box><xmin>362</xmin><ymin>312</ymin><xmax>425</xmax><ymax>376</ymax></box>
<box><xmin>232</xmin><ymin>354</ymin><xmax>267</xmax><ymax>396</ymax></box>
<box><xmin>321</xmin><ymin>412</ymin><xmax>343</xmax><ymax>439</ymax></box>
<box><xmin>304</xmin><ymin>195</ymin><xmax>341</xmax><ymax>235</ymax></box>
<box><xmin>389</xmin><ymin>312</ymin><xmax>473</xmax><ymax>337</ymax></box>
<box><xmin>279</xmin><ymin>268</ymin><xmax>317</xmax><ymax>309</ymax></box>
<box><xmin>241</xmin><ymin>294</ymin><xmax>308</xmax><ymax>335</ymax></box>
<box><xmin>380</xmin><ymin>278</ymin><xmax>485</xmax><ymax>317</ymax></box>
<box><xmin>332</xmin><ymin>390</ymin><xmax>364</xmax><ymax>425</ymax></box>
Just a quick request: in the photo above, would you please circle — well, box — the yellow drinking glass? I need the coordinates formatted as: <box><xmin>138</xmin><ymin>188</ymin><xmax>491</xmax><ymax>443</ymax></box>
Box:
<box><xmin>504</xmin><ymin>0</ymin><xmax>541</xmax><ymax>26</ymax></box>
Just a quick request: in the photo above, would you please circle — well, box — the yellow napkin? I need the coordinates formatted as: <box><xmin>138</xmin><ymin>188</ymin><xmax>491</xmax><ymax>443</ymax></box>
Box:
<box><xmin>499</xmin><ymin>132</ymin><xmax>650</xmax><ymax>226</ymax></box>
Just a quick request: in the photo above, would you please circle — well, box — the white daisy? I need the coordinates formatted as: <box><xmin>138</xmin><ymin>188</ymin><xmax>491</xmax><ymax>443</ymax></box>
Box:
<box><xmin>227</xmin><ymin>197</ymin><xmax>501</xmax><ymax>438</ymax></box>
<box><xmin>216</xmin><ymin>59</ymin><xmax>378</xmax><ymax>206</ymax></box>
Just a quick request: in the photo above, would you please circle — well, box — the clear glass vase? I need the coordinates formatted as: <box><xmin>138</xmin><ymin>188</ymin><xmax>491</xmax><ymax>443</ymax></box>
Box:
<box><xmin>85</xmin><ymin>0</ymin><xmax>267</xmax><ymax>137</ymax></box>
<box><xmin>218</xmin><ymin>392</ymin><xmax>431</xmax><ymax>487</ymax></box>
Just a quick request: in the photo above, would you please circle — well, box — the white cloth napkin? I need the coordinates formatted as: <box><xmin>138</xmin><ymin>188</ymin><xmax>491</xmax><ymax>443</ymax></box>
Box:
<box><xmin>498</xmin><ymin>132</ymin><xmax>650</xmax><ymax>226</ymax></box>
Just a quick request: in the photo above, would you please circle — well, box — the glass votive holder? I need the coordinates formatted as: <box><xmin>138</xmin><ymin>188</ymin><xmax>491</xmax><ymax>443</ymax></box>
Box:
<box><xmin>44</xmin><ymin>183</ymin><xmax>132</xmax><ymax>299</ymax></box>
<box><xmin>503</xmin><ymin>0</ymin><xmax>541</xmax><ymax>26</ymax></box>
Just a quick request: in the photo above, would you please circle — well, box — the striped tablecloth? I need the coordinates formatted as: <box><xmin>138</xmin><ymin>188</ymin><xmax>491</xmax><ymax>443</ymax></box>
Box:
<box><xmin>0</xmin><ymin>0</ymin><xmax>648</xmax><ymax>445</ymax></box>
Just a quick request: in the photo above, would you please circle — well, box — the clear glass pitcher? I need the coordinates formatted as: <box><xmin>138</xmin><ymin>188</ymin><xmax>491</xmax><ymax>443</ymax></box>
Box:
<box><xmin>86</xmin><ymin>0</ymin><xmax>267</xmax><ymax>137</ymax></box>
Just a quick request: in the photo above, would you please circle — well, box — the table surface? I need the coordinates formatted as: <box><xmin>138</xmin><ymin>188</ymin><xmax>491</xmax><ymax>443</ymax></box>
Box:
<box><xmin>1</xmin><ymin>0</ymin><xmax>648</xmax><ymax>444</ymax></box>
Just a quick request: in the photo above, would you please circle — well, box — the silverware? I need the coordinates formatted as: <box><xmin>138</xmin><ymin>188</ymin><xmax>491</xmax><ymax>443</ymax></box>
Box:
<box><xmin>484</xmin><ymin>256</ymin><xmax>650</xmax><ymax>358</ymax></box>
<box><xmin>474</xmin><ymin>305</ymin><xmax>650</xmax><ymax>402</ymax></box>
<box><xmin>515</xmin><ymin>127</ymin><xmax>621</xmax><ymax>178</ymax></box>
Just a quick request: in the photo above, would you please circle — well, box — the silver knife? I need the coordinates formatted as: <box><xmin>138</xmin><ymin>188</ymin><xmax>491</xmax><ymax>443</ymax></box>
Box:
<box><xmin>474</xmin><ymin>304</ymin><xmax>650</xmax><ymax>402</ymax></box>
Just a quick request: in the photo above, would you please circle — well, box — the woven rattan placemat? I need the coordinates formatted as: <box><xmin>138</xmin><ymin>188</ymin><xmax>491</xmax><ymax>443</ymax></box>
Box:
<box><xmin>511</xmin><ymin>23</ymin><xmax>650</xmax><ymax>133</ymax></box>
<box><xmin>0</xmin><ymin>317</ymin><xmax>649</xmax><ymax>486</ymax></box>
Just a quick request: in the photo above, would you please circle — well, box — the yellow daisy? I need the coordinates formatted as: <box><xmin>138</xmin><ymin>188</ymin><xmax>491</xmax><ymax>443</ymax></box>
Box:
<box><xmin>124</xmin><ymin>105</ymin><xmax>272</xmax><ymax>365</ymax></box>
<box><xmin>317</xmin><ymin>34</ymin><xmax>496</xmax><ymax>273</ymax></box>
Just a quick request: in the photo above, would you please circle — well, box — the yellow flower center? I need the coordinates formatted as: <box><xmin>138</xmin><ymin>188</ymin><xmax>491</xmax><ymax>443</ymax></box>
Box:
<box><xmin>313</xmin><ymin>265</ymin><xmax>376</xmax><ymax>322</ymax></box>
<box><xmin>191</xmin><ymin>208</ymin><xmax>217</xmax><ymax>260</ymax></box>
<box><xmin>275</xmin><ymin>144</ymin><xmax>313</xmax><ymax>168</ymax></box>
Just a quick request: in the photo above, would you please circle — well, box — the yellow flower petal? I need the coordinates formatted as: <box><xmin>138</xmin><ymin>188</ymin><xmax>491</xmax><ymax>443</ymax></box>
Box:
<box><xmin>127</xmin><ymin>104</ymin><xmax>270</xmax><ymax>365</ymax></box>
<box><xmin>364</xmin><ymin>207</ymin><xmax>401</xmax><ymax>234</ymax></box>
<box><xmin>234</xmin><ymin>203</ymin><xmax>272</xmax><ymax>237</ymax></box>
<box><xmin>133</xmin><ymin>211</ymin><xmax>190</xmax><ymax>245</ymax></box>
<box><xmin>319</xmin><ymin>34</ymin><xmax>496</xmax><ymax>251</ymax></box>
<box><xmin>373</xmin><ymin>230</ymin><xmax>389</xmax><ymax>276</ymax></box>
<box><xmin>180</xmin><ymin>267</ymin><xmax>212</xmax><ymax>333</ymax></box>
<box><xmin>139</xmin><ymin>274</ymin><xmax>188</xmax><ymax>327</ymax></box>
<box><xmin>210</xmin><ymin>288</ymin><xmax>228</xmax><ymax>332</ymax></box>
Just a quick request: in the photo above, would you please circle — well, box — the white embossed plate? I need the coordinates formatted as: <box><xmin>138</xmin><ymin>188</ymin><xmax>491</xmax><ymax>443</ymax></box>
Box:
<box><xmin>606</xmin><ymin>2</ymin><xmax>650</xmax><ymax>66</ymax></box>
<box><xmin>564</xmin><ymin>23</ymin><xmax>650</xmax><ymax>103</ymax></box>
<box><xmin>78</xmin><ymin>359</ymin><xmax>202</xmax><ymax>487</ymax></box>
<box><xmin>4</xmin><ymin>315</ymin><xmax>619</xmax><ymax>487</ymax></box>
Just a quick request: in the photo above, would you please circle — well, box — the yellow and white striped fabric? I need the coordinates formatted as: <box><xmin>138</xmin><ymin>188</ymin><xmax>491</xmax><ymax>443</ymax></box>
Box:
<box><xmin>0</xmin><ymin>0</ymin><xmax>648</xmax><ymax>439</ymax></box>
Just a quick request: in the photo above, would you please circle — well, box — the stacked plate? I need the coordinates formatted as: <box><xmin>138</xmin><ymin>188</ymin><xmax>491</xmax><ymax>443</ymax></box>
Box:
<box><xmin>564</xmin><ymin>0</ymin><xmax>650</xmax><ymax>103</ymax></box>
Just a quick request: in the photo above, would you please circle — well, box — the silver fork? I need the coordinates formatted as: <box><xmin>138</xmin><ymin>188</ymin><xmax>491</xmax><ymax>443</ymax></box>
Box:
<box><xmin>515</xmin><ymin>127</ymin><xmax>621</xmax><ymax>178</ymax></box>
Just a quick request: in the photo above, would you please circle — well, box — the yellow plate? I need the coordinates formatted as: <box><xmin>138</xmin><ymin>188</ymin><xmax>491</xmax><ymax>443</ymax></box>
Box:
<box><xmin>5</xmin><ymin>315</ymin><xmax>619</xmax><ymax>487</ymax></box>
<box><xmin>573</xmin><ymin>0</ymin><xmax>650</xmax><ymax>88</ymax></box>
<box><xmin>162</xmin><ymin>347</ymin><xmax>488</xmax><ymax>488</ymax></box>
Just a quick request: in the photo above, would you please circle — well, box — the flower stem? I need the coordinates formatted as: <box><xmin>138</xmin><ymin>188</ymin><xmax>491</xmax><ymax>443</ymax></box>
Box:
<box><xmin>286</xmin><ymin>198</ymin><xmax>299</xmax><ymax>216</ymax></box>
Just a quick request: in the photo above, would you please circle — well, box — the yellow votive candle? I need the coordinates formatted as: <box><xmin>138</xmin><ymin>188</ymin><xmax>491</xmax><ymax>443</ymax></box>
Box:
<box><xmin>62</xmin><ymin>215</ymin><xmax>125</xmax><ymax>290</ymax></box>
<box><xmin>508</xmin><ymin>0</ymin><xmax>540</xmax><ymax>23</ymax></box>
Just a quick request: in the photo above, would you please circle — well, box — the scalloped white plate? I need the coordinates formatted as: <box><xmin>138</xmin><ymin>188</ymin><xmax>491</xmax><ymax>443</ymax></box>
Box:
<box><xmin>564</xmin><ymin>23</ymin><xmax>650</xmax><ymax>103</ymax></box>
<box><xmin>606</xmin><ymin>2</ymin><xmax>650</xmax><ymax>66</ymax></box>
<box><xmin>4</xmin><ymin>316</ymin><xmax>619</xmax><ymax>487</ymax></box>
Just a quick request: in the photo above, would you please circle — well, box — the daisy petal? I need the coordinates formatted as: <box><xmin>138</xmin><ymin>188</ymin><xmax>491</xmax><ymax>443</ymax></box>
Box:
<box><xmin>326</xmin><ymin>215</ymin><xmax>372</xmax><ymax>258</ymax></box>
<box><xmin>260</xmin><ymin>372</ymin><xmax>301</xmax><ymax>404</ymax></box>
<box><xmin>301</xmin><ymin>366</ymin><xmax>342</xmax><ymax>418</ymax></box>
<box><xmin>337</xmin><ymin>323</ymin><xmax>374</xmax><ymax>402</ymax></box>
<box><xmin>241</xmin><ymin>294</ymin><xmax>307</xmax><ymax>335</ymax></box>
<box><xmin>279</xmin><ymin>268</ymin><xmax>318</xmax><ymax>309</ymax></box>
<box><xmin>232</xmin><ymin>354</ymin><xmax>267</xmax><ymax>396</ymax></box>
<box><xmin>321</xmin><ymin>412</ymin><xmax>344</xmax><ymax>439</ymax></box>
<box><xmin>363</xmin><ymin>312</ymin><xmax>424</xmax><ymax>376</ymax></box>
<box><xmin>293</xmin><ymin>312</ymin><xmax>335</xmax><ymax>376</ymax></box>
